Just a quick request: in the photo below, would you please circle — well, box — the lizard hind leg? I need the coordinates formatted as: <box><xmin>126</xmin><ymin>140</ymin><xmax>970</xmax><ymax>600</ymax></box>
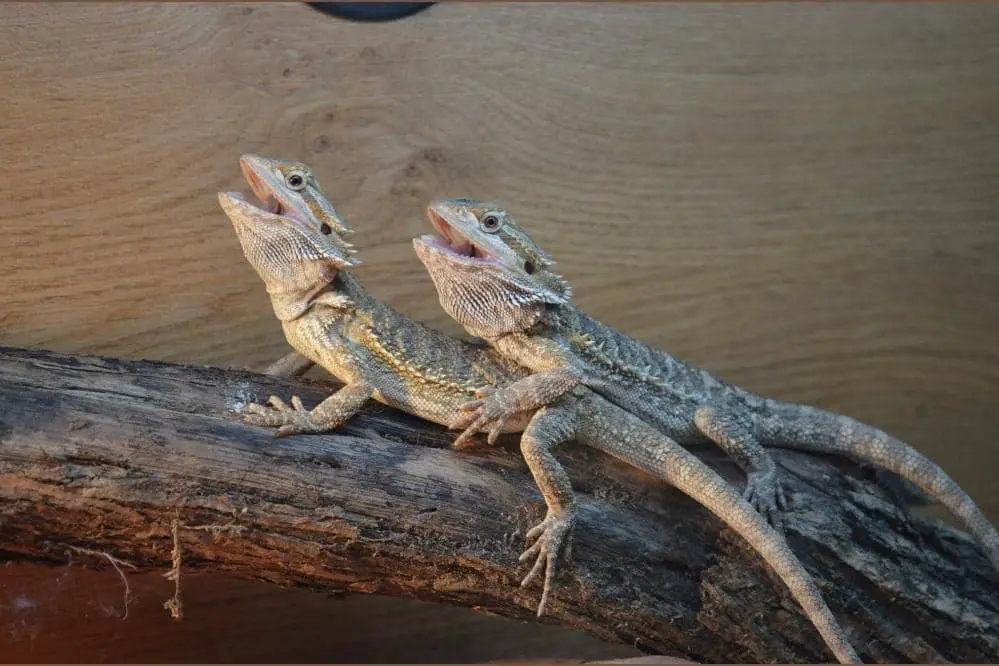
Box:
<box><xmin>515</xmin><ymin>403</ymin><xmax>580</xmax><ymax>617</ymax></box>
<box><xmin>694</xmin><ymin>405</ymin><xmax>789</xmax><ymax>529</ymax></box>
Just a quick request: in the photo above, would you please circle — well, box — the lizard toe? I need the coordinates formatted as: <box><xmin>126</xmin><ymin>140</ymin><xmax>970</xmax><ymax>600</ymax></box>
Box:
<box><xmin>266</xmin><ymin>395</ymin><xmax>290</xmax><ymax>411</ymax></box>
<box><xmin>448</xmin><ymin>411</ymin><xmax>477</xmax><ymax>432</ymax></box>
<box><xmin>518</xmin><ymin>510</ymin><xmax>574</xmax><ymax>616</ymax></box>
<box><xmin>241</xmin><ymin>415</ymin><xmax>273</xmax><ymax>427</ymax></box>
<box><xmin>776</xmin><ymin>483</ymin><xmax>790</xmax><ymax>511</ymax></box>
<box><xmin>452</xmin><ymin>425</ymin><xmax>483</xmax><ymax>449</ymax></box>
<box><xmin>486</xmin><ymin>416</ymin><xmax>510</xmax><ymax>445</ymax></box>
<box><xmin>744</xmin><ymin>475</ymin><xmax>787</xmax><ymax>532</ymax></box>
<box><xmin>457</xmin><ymin>399</ymin><xmax>484</xmax><ymax>413</ymax></box>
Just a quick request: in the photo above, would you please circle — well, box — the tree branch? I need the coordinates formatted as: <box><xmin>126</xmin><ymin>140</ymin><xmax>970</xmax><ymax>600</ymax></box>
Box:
<box><xmin>0</xmin><ymin>346</ymin><xmax>995</xmax><ymax>662</ymax></box>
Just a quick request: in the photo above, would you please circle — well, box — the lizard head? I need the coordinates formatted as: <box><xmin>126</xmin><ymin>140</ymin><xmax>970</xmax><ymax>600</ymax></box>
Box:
<box><xmin>219</xmin><ymin>155</ymin><xmax>359</xmax><ymax>322</ymax></box>
<box><xmin>239</xmin><ymin>153</ymin><xmax>354</xmax><ymax>238</ymax></box>
<box><xmin>413</xmin><ymin>198</ymin><xmax>571</xmax><ymax>339</ymax></box>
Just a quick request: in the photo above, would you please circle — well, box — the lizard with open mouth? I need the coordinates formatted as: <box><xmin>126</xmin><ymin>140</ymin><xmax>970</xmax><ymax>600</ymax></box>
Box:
<box><xmin>412</xmin><ymin>197</ymin><xmax>999</xmax><ymax>572</ymax></box>
<box><xmin>218</xmin><ymin>156</ymin><xmax>861</xmax><ymax>663</ymax></box>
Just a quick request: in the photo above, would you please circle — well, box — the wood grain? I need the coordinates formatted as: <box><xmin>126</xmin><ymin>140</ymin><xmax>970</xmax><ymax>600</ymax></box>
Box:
<box><xmin>1</xmin><ymin>346</ymin><xmax>997</xmax><ymax>663</ymax></box>
<box><xmin>0</xmin><ymin>6</ymin><xmax>996</xmax><ymax>512</ymax></box>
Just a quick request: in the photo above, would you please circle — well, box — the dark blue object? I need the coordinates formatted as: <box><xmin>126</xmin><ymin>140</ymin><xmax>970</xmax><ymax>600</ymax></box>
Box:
<box><xmin>307</xmin><ymin>3</ymin><xmax>434</xmax><ymax>22</ymax></box>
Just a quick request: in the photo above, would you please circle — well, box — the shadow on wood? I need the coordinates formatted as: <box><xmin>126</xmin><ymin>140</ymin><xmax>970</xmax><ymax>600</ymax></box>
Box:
<box><xmin>0</xmin><ymin>346</ymin><xmax>996</xmax><ymax>662</ymax></box>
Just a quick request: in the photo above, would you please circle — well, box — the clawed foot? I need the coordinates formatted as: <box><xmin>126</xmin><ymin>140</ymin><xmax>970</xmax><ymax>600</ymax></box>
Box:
<box><xmin>242</xmin><ymin>395</ymin><xmax>324</xmax><ymax>437</ymax></box>
<box><xmin>519</xmin><ymin>511</ymin><xmax>575</xmax><ymax>617</ymax></box>
<box><xmin>449</xmin><ymin>386</ymin><xmax>518</xmax><ymax>448</ymax></box>
<box><xmin>744</xmin><ymin>471</ymin><xmax>789</xmax><ymax>530</ymax></box>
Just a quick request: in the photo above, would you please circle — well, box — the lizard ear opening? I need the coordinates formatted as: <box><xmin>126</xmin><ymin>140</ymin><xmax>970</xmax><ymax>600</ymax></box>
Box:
<box><xmin>524</xmin><ymin>260</ymin><xmax>536</xmax><ymax>275</ymax></box>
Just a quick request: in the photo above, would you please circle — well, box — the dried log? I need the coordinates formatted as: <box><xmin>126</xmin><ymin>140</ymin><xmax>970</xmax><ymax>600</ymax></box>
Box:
<box><xmin>0</xmin><ymin>346</ymin><xmax>995</xmax><ymax>663</ymax></box>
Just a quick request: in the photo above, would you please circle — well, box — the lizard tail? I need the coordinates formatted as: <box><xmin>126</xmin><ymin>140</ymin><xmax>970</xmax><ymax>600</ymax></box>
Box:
<box><xmin>759</xmin><ymin>399</ymin><xmax>999</xmax><ymax>570</ymax></box>
<box><xmin>576</xmin><ymin>407</ymin><xmax>862</xmax><ymax>663</ymax></box>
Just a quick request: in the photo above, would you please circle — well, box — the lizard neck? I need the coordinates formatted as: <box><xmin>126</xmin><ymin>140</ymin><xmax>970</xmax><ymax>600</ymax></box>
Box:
<box><xmin>270</xmin><ymin>269</ymin><xmax>369</xmax><ymax>322</ymax></box>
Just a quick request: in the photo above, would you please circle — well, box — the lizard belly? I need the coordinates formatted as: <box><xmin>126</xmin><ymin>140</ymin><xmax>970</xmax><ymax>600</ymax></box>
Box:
<box><xmin>284</xmin><ymin>313</ymin><xmax>531</xmax><ymax>434</ymax></box>
<box><xmin>285</xmin><ymin>317</ymin><xmax>463</xmax><ymax>425</ymax></box>
<box><xmin>367</xmin><ymin>363</ymin><xmax>532</xmax><ymax>434</ymax></box>
<box><xmin>281</xmin><ymin>319</ymin><xmax>367</xmax><ymax>385</ymax></box>
<box><xmin>369</xmin><ymin>379</ymin><xmax>464</xmax><ymax>427</ymax></box>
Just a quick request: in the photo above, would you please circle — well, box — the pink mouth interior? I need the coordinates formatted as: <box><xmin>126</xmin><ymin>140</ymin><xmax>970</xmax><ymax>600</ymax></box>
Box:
<box><xmin>239</xmin><ymin>161</ymin><xmax>285</xmax><ymax>216</ymax></box>
<box><xmin>426</xmin><ymin>208</ymin><xmax>488</xmax><ymax>259</ymax></box>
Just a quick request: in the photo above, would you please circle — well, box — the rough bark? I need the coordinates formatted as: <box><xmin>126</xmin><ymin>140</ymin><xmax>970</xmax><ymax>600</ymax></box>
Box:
<box><xmin>0</xmin><ymin>346</ymin><xmax>995</xmax><ymax>663</ymax></box>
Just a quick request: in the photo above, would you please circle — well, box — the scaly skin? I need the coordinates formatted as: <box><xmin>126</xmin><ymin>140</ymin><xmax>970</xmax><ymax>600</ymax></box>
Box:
<box><xmin>412</xmin><ymin>197</ymin><xmax>999</xmax><ymax>571</ymax></box>
<box><xmin>220</xmin><ymin>157</ymin><xmax>532</xmax><ymax>439</ymax></box>
<box><xmin>219</xmin><ymin>157</ymin><xmax>860</xmax><ymax>662</ymax></box>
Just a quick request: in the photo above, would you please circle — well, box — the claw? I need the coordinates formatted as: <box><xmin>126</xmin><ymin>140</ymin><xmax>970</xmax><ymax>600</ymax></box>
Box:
<box><xmin>516</xmin><ymin>511</ymin><xmax>574</xmax><ymax>617</ymax></box>
<box><xmin>450</xmin><ymin>385</ymin><xmax>520</xmax><ymax>449</ymax></box>
<box><xmin>239</xmin><ymin>394</ymin><xmax>319</xmax><ymax>437</ymax></box>
<box><xmin>744</xmin><ymin>472</ymin><xmax>788</xmax><ymax>532</ymax></box>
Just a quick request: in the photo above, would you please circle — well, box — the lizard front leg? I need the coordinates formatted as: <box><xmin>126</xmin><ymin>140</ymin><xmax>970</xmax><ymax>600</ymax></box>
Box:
<box><xmin>514</xmin><ymin>401</ymin><xmax>579</xmax><ymax>617</ymax></box>
<box><xmin>694</xmin><ymin>404</ymin><xmax>788</xmax><ymax>528</ymax></box>
<box><xmin>242</xmin><ymin>381</ymin><xmax>373</xmax><ymax>437</ymax></box>
<box><xmin>451</xmin><ymin>333</ymin><xmax>584</xmax><ymax>447</ymax></box>
<box><xmin>450</xmin><ymin>367</ymin><xmax>583</xmax><ymax>447</ymax></box>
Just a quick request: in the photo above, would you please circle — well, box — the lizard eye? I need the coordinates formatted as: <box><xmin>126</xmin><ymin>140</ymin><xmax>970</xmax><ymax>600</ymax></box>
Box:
<box><xmin>480</xmin><ymin>213</ymin><xmax>502</xmax><ymax>233</ymax></box>
<box><xmin>285</xmin><ymin>171</ymin><xmax>307</xmax><ymax>191</ymax></box>
<box><xmin>320</xmin><ymin>223</ymin><xmax>332</xmax><ymax>235</ymax></box>
<box><xmin>524</xmin><ymin>260</ymin><xmax>536</xmax><ymax>275</ymax></box>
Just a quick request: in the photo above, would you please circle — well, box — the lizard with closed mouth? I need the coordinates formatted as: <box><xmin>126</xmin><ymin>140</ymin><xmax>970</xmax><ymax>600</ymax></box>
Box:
<box><xmin>219</xmin><ymin>155</ymin><xmax>861</xmax><ymax>663</ymax></box>
<box><xmin>412</xmin><ymin>197</ymin><xmax>999</xmax><ymax>571</ymax></box>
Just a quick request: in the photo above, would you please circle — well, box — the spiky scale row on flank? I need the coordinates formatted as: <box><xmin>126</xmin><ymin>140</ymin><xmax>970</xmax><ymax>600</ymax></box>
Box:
<box><xmin>575</xmin><ymin>331</ymin><xmax>688</xmax><ymax>393</ymax></box>
<box><xmin>359</xmin><ymin>320</ymin><xmax>476</xmax><ymax>394</ymax></box>
<box><xmin>220</xmin><ymin>156</ymin><xmax>861</xmax><ymax>662</ymax></box>
<box><xmin>414</xmin><ymin>197</ymin><xmax>999</xmax><ymax>574</ymax></box>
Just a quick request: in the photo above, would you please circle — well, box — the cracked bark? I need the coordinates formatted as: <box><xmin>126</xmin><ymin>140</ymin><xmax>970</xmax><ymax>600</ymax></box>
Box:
<box><xmin>0</xmin><ymin>346</ymin><xmax>996</xmax><ymax>663</ymax></box>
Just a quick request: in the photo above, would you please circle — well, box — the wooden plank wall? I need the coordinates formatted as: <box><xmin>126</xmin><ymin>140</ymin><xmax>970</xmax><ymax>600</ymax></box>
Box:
<box><xmin>1</xmin><ymin>3</ymin><xmax>997</xmax><ymax>661</ymax></box>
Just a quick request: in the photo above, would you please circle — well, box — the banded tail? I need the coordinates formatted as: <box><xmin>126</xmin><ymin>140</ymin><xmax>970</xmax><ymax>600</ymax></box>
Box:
<box><xmin>576</xmin><ymin>402</ymin><xmax>862</xmax><ymax>663</ymax></box>
<box><xmin>759</xmin><ymin>400</ymin><xmax>999</xmax><ymax>570</ymax></box>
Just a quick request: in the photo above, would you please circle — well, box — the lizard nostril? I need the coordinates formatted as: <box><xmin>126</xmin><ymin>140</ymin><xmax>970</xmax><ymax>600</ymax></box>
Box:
<box><xmin>320</xmin><ymin>223</ymin><xmax>333</xmax><ymax>235</ymax></box>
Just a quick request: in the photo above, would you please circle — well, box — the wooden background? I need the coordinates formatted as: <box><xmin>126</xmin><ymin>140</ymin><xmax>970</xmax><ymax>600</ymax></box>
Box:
<box><xmin>1</xmin><ymin>2</ymin><xmax>997</xmax><ymax>662</ymax></box>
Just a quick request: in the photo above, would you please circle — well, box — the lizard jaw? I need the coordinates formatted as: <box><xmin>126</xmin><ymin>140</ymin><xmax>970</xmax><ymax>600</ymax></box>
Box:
<box><xmin>219</xmin><ymin>191</ymin><xmax>356</xmax><ymax>271</ymax></box>
<box><xmin>414</xmin><ymin>232</ymin><xmax>502</xmax><ymax>269</ymax></box>
<box><xmin>425</xmin><ymin>207</ymin><xmax>493</xmax><ymax>262</ymax></box>
<box><xmin>239</xmin><ymin>155</ymin><xmax>300</xmax><ymax>222</ymax></box>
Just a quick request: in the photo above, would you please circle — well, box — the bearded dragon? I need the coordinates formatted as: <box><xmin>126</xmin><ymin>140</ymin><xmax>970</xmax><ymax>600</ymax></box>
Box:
<box><xmin>219</xmin><ymin>155</ymin><xmax>861</xmax><ymax>663</ymax></box>
<box><xmin>413</xmin><ymin>198</ymin><xmax>999</xmax><ymax>570</ymax></box>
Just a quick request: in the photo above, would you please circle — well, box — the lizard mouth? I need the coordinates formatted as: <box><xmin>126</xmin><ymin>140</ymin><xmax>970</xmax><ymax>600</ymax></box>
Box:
<box><xmin>239</xmin><ymin>158</ymin><xmax>295</xmax><ymax>220</ymax></box>
<box><xmin>221</xmin><ymin>191</ymin><xmax>282</xmax><ymax>216</ymax></box>
<box><xmin>424</xmin><ymin>207</ymin><xmax>494</xmax><ymax>263</ymax></box>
